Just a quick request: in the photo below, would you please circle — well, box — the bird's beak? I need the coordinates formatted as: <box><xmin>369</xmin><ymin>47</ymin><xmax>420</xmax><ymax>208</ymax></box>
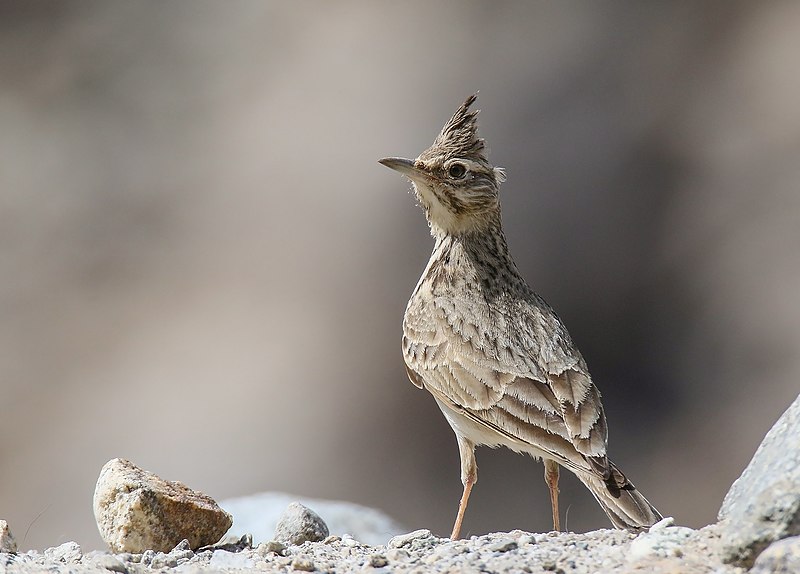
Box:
<box><xmin>379</xmin><ymin>157</ymin><xmax>422</xmax><ymax>180</ymax></box>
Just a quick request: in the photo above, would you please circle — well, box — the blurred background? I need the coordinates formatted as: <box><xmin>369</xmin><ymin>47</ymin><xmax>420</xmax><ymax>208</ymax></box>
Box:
<box><xmin>1</xmin><ymin>1</ymin><xmax>799</xmax><ymax>551</ymax></box>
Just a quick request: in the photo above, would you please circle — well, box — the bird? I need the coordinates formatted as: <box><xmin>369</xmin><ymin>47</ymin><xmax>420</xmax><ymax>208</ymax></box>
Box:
<box><xmin>379</xmin><ymin>94</ymin><xmax>662</xmax><ymax>540</ymax></box>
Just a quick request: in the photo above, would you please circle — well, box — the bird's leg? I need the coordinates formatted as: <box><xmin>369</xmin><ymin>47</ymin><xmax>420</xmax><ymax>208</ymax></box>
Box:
<box><xmin>544</xmin><ymin>459</ymin><xmax>560</xmax><ymax>531</ymax></box>
<box><xmin>451</xmin><ymin>435</ymin><xmax>477</xmax><ymax>540</ymax></box>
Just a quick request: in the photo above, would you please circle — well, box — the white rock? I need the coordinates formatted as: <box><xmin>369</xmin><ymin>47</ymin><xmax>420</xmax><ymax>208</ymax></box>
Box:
<box><xmin>209</xmin><ymin>549</ymin><xmax>254</xmax><ymax>569</ymax></box>
<box><xmin>648</xmin><ymin>516</ymin><xmax>675</xmax><ymax>533</ymax></box>
<box><xmin>628</xmin><ymin>525</ymin><xmax>695</xmax><ymax>560</ymax></box>
<box><xmin>44</xmin><ymin>541</ymin><xmax>82</xmax><ymax>563</ymax></box>
<box><xmin>388</xmin><ymin>528</ymin><xmax>432</xmax><ymax>548</ymax></box>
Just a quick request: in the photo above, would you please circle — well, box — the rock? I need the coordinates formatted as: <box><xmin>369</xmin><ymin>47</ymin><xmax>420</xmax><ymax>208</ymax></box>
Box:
<box><xmin>751</xmin><ymin>536</ymin><xmax>800</xmax><ymax>574</ymax></box>
<box><xmin>717</xmin><ymin>394</ymin><xmax>800</xmax><ymax>567</ymax></box>
<box><xmin>257</xmin><ymin>540</ymin><xmax>287</xmax><ymax>556</ymax></box>
<box><xmin>209</xmin><ymin>549</ymin><xmax>255</xmax><ymax>569</ymax></box>
<box><xmin>87</xmin><ymin>552</ymin><xmax>128</xmax><ymax>573</ymax></box>
<box><xmin>93</xmin><ymin>458</ymin><xmax>233</xmax><ymax>553</ymax></box>
<box><xmin>290</xmin><ymin>554</ymin><xmax>315</xmax><ymax>571</ymax></box>
<box><xmin>199</xmin><ymin>532</ymin><xmax>252</xmax><ymax>552</ymax></box>
<box><xmin>387</xmin><ymin>528</ymin><xmax>432</xmax><ymax>548</ymax></box>
<box><xmin>384</xmin><ymin>547</ymin><xmax>411</xmax><ymax>562</ymax></box>
<box><xmin>274</xmin><ymin>502</ymin><xmax>329</xmax><ymax>546</ymax></box>
<box><xmin>368</xmin><ymin>553</ymin><xmax>388</xmax><ymax>567</ymax></box>
<box><xmin>628</xmin><ymin>524</ymin><xmax>695</xmax><ymax>560</ymax></box>
<box><xmin>487</xmin><ymin>538</ymin><xmax>518</xmax><ymax>552</ymax></box>
<box><xmin>220</xmin><ymin>491</ymin><xmax>403</xmax><ymax>546</ymax></box>
<box><xmin>44</xmin><ymin>541</ymin><xmax>82</xmax><ymax>563</ymax></box>
<box><xmin>0</xmin><ymin>520</ymin><xmax>17</xmax><ymax>553</ymax></box>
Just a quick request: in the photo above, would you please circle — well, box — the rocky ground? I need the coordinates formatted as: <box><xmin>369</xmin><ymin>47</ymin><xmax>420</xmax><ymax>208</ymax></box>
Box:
<box><xmin>1</xmin><ymin>394</ymin><xmax>798</xmax><ymax>574</ymax></box>
<box><xmin>0</xmin><ymin>521</ymin><xmax>763</xmax><ymax>574</ymax></box>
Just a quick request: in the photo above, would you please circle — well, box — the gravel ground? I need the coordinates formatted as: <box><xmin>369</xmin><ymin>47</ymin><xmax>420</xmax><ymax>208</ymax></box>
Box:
<box><xmin>0</xmin><ymin>522</ymin><xmax>745</xmax><ymax>574</ymax></box>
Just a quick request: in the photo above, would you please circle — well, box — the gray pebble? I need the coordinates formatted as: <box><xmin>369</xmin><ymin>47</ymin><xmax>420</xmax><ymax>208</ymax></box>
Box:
<box><xmin>86</xmin><ymin>553</ymin><xmax>128</xmax><ymax>573</ymax></box>
<box><xmin>385</xmin><ymin>548</ymin><xmax>411</xmax><ymax>562</ymax></box>
<box><xmin>387</xmin><ymin>529</ymin><xmax>432</xmax><ymax>548</ymax></box>
<box><xmin>291</xmin><ymin>554</ymin><xmax>316</xmax><ymax>571</ymax></box>
<box><xmin>275</xmin><ymin>502</ymin><xmax>330</xmax><ymax>546</ymax></box>
<box><xmin>488</xmin><ymin>539</ymin><xmax>518</xmax><ymax>553</ymax></box>
<box><xmin>257</xmin><ymin>540</ymin><xmax>287</xmax><ymax>556</ymax></box>
<box><xmin>140</xmin><ymin>550</ymin><xmax>155</xmax><ymax>566</ymax></box>
<box><xmin>150</xmin><ymin>552</ymin><xmax>177</xmax><ymax>569</ymax></box>
<box><xmin>368</xmin><ymin>553</ymin><xmax>388</xmax><ymax>567</ymax></box>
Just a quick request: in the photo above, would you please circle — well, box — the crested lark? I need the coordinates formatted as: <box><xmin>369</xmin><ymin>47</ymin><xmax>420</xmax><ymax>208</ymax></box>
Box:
<box><xmin>379</xmin><ymin>94</ymin><xmax>662</xmax><ymax>539</ymax></box>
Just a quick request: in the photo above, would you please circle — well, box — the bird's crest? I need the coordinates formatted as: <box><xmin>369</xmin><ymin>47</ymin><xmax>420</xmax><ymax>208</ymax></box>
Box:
<box><xmin>425</xmin><ymin>93</ymin><xmax>487</xmax><ymax>162</ymax></box>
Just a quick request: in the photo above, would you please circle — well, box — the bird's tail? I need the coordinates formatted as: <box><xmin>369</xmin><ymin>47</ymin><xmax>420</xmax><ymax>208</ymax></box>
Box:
<box><xmin>577</xmin><ymin>460</ymin><xmax>662</xmax><ymax>532</ymax></box>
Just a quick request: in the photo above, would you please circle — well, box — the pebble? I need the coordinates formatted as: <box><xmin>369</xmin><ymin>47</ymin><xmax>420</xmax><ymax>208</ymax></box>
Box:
<box><xmin>90</xmin><ymin>553</ymin><xmax>128</xmax><ymax>573</ymax></box>
<box><xmin>44</xmin><ymin>541</ymin><xmax>82</xmax><ymax>563</ymax></box>
<box><xmin>385</xmin><ymin>547</ymin><xmax>411</xmax><ymax>562</ymax></box>
<box><xmin>368</xmin><ymin>553</ymin><xmax>388</xmax><ymax>567</ymax></box>
<box><xmin>274</xmin><ymin>502</ymin><xmax>330</xmax><ymax>546</ymax></box>
<box><xmin>648</xmin><ymin>516</ymin><xmax>675</xmax><ymax>533</ymax></box>
<box><xmin>0</xmin><ymin>520</ymin><xmax>17</xmax><ymax>553</ymax></box>
<box><xmin>487</xmin><ymin>538</ymin><xmax>517</xmax><ymax>552</ymax></box>
<box><xmin>257</xmin><ymin>540</ymin><xmax>287</xmax><ymax>556</ymax></box>
<box><xmin>387</xmin><ymin>529</ymin><xmax>432</xmax><ymax>548</ymax></box>
<box><xmin>209</xmin><ymin>549</ymin><xmax>254</xmax><ymax>569</ymax></box>
<box><xmin>291</xmin><ymin>554</ymin><xmax>316</xmax><ymax>571</ymax></box>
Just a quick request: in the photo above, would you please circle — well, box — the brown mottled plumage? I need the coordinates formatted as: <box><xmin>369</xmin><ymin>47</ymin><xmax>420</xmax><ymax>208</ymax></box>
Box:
<box><xmin>379</xmin><ymin>94</ymin><xmax>661</xmax><ymax>539</ymax></box>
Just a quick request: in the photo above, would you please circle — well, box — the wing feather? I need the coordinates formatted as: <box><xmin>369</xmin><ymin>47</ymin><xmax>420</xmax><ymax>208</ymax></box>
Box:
<box><xmin>403</xmin><ymin>277</ymin><xmax>611</xmax><ymax>476</ymax></box>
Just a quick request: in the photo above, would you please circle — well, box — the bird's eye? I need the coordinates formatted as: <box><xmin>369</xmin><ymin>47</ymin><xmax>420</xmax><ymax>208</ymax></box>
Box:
<box><xmin>447</xmin><ymin>163</ymin><xmax>467</xmax><ymax>179</ymax></box>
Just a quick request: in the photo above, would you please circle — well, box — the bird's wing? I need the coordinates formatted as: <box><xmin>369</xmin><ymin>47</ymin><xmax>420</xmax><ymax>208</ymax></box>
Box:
<box><xmin>403</xmin><ymin>291</ymin><xmax>610</xmax><ymax>476</ymax></box>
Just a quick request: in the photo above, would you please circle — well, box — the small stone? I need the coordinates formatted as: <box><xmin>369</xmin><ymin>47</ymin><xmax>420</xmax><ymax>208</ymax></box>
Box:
<box><xmin>322</xmin><ymin>535</ymin><xmax>341</xmax><ymax>544</ymax></box>
<box><xmin>488</xmin><ymin>538</ymin><xmax>517</xmax><ymax>552</ymax></box>
<box><xmin>209</xmin><ymin>549</ymin><xmax>255</xmax><ymax>569</ymax></box>
<box><xmin>0</xmin><ymin>520</ymin><xmax>17</xmax><ymax>553</ymax></box>
<box><xmin>88</xmin><ymin>553</ymin><xmax>128</xmax><ymax>573</ymax></box>
<box><xmin>751</xmin><ymin>536</ymin><xmax>800</xmax><ymax>574</ymax></box>
<box><xmin>200</xmin><ymin>532</ymin><xmax>252</xmax><ymax>552</ymax></box>
<box><xmin>647</xmin><ymin>516</ymin><xmax>675</xmax><ymax>533</ymax></box>
<box><xmin>44</xmin><ymin>541</ymin><xmax>82</xmax><ymax>563</ymax></box>
<box><xmin>628</xmin><ymin>525</ymin><xmax>695</xmax><ymax>561</ymax></box>
<box><xmin>516</xmin><ymin>534</ymin><xmax>535</xmax><ymax>546</ymax></box>
<box><xmin>257</xmin><ymin>540</ymin><xmax>287</xmax><ymax>556</ymax></box>
<box><xmin>274</xmin><ymin>502</ymin><xmax>329</xmax><ymax>546</ymax></box>
<box><xmin>369</xmin><ymin>554</ymin><xmax>388</xmax><ymax>567</ymax></box>
<box><xmin>385</xmin><ymin>548</ymin><xmax>410</xmax><ymax>562</ymax></box>
<box><xmin>150</xmin><ymin>551</ymin><xmax>177</xmax><ymax>568</ymax></box>
<box><xmin>291</xmin><ymin>554</ymin><xmax>316</xmax><ymax>571</ymax></box>
<box><xmin>388</xmin><ymin>529</ymin><xmax>432</xmax><ymax>548</ymax></box>
<box><xmin>140</xmin><ymin>549</ymin><xmax>155</xmax><ymax>565</ymax></box>
<box><xmin>93</xmin><ymin>458</ymin><xmax>232</xmax><ymax>553</ymax></box>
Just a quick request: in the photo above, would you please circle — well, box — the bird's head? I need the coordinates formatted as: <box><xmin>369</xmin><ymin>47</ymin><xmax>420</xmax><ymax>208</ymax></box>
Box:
<box><xmin>380</xmin><ymin>94</ymin><xmax>506</xmax><ymax>237</ymax></box>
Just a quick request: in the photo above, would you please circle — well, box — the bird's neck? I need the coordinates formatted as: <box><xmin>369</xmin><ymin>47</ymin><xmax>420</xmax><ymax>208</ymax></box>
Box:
<box><xmin>430</xmin><ymin>223</ymin><xmax>525</xmax><ymax>289</ymax></box>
